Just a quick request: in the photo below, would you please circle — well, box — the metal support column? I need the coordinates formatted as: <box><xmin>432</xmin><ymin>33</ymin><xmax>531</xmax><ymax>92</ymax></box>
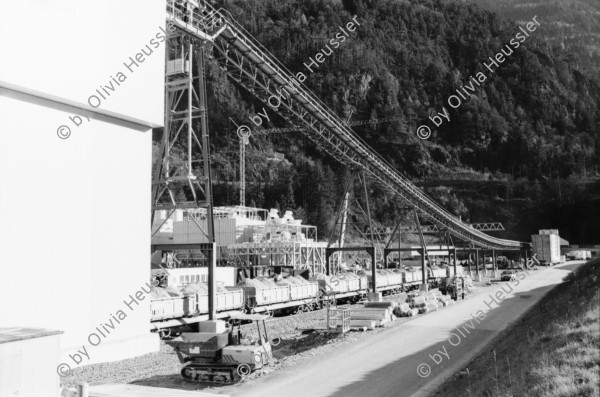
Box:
<box><xmin>153</xmin><ymin>31</ymin><xmax>216</xmax><ymax>319</ymax></box>
<box><xmin>413</xmin><ymin>210</ymin><xmax>428</xmax><ymax>291</ymax></box>
<box><xmin>362</xmin><ymin>172</ymin><xmax>377</xmax><ymax>293</ymax></box>
<box><xmin>398</xmin><ymin>224</ymin><xmax>402</xmax><ymax>267</ymax></box>
<box><xmin>198</xmin><ymin>48</ymin><xmax>217</xmax><ymax>320</ymax></box>
<box><xmin>337</xmin><ymin>190</ymin><xmax>350</xmax><ymax>269</ymax></box>
<box><xmin>327</xmin><ymin>173</ymin><xmax>356</xmax><ymax>273</ymax></box>
<box><xmin>475</xmin><ymin>249</ymin><xmax>480</xmax><ymax>279</ymax></box>
<box><xmin>468</xmin><ymin>250</ymin><xmax>472</xmax><ymax>275</ymax></box>
<box><xmin>419</xmin><ymin>248</ymin><xmax>427</xmax><ymax>290</ymax></box>
<box><xmin>383</xmin><ymin>218</ymin><xmax>403</xmax><ymax>269</ymax></box>
<box><xmin>452</xmin><ymin>247</ymin><xmax>457</xmax><ymax>276</ymax></box>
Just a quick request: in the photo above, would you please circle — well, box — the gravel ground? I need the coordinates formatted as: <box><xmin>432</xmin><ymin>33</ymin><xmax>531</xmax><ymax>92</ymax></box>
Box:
<box><xmin>61</xmin><ymin>282</ymin><xmax>492</xmax><ymax>395</ymax></box>
<box><xmin>60</xmin><ymin>307</ymin><xmax>337</xmax><ymax>391</ymax></box>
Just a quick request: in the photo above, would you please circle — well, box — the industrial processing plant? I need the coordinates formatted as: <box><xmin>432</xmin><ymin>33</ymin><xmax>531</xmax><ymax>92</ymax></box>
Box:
<box><xmin>1</xmin><ymin>0</ymin><xmax>598</xmax><ymax>396</ymax></box>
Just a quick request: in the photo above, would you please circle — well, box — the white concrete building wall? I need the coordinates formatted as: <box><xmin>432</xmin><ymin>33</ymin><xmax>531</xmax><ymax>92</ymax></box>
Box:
<box><xmin>0</xmin><ymin>0</ymin><xmax>165</xmax><ymax>370</ymax></box>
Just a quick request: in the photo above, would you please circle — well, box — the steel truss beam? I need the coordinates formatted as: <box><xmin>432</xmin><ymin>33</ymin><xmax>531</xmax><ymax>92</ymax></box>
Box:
<box><xmin>227</xmin><ymin>243</ymin><xmax>326</xmax><ymax>275</ymax></box>
<box><xmin>370</xmin><ymin>222</ymin><xmax>505</xmax><ymax>236</ymax></box>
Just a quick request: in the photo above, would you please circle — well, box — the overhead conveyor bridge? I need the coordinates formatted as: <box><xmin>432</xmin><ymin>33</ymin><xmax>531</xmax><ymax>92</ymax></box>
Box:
<box><xmin>165</xmin><ymin>0</ymin><xmax>528</xmax><ymax>251</ymax></box>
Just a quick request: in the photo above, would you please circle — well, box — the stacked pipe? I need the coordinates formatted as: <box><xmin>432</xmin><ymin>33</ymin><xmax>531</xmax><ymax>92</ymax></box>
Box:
<box><xmin>438</xmin><ymin>294</ymin><xmax>454</xmax><ymax>307</ymax></box>
<box><xmin>349</xmin><ymin>301</ymin><xmax>396</xmax><ymax>329</ymax></box>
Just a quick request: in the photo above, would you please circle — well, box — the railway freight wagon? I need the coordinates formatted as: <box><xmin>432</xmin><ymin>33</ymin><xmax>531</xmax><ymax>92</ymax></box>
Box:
<box><xmin>150</xmin><ymin>276</ymin><xmax>322</xmax><ymax>332</ymax></box>
<box><xmin>150</xmin><ymin>287</ymin><xmax>245</xmax><ymax>322</ymax></box>
<box><xmin>400</xmin><ymin>268</ymin><xmax>423</xmax><ymax>284</ymax></box>
<box><xmin>361</xmin><ymin>269</ymin><xmax>405</xmax><ymax>292</ymax></box>
<box><xmin>238</xmin><ymin>284</ymin><xmax>290</xmax><ymax>308</ymax></box>
<box><xmin>277</xmin><ymin>278</ymin><xmax>319</xmax><ymax>300</ymax></box>
<box><xmin>365</xmin><ymin>271</ymin><xmax>388</xmax><ymax>290</ymax></box>
<box><xmin>430</xmin><ymin>267</ymin><xmax>447</xmax><ymax>279</ymax></box>
<box><xmin>311</xmin><ymin>273</ymin><xmax>368</xmax><ymax>295</ymax></box>
<box><xmin>347</xmin><ymin>273</ymin><xmax>368</xmax><ymax>291</ymax></box>
<box><xmin>382</xmin><ymin>270</ymin><xmax>403</xmax><ymax>286</ymax></box>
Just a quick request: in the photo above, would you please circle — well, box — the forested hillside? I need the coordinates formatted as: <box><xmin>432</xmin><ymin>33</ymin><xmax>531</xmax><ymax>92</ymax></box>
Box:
<box><xmin>471</xmin><ymin>0</ymin><xmax>600</xmax><ymax>75</ymax></box>
<box><xmin>157</xmin><ymin>0</ymin><xmax>600</xmax><ymax>243</ymax></box>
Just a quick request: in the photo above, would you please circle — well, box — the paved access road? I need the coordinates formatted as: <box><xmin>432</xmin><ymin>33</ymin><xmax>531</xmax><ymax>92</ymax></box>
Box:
<box><xmin>231</xmin><ymin>262</ymin><xmax>585</xmax><ymax>397</ymax></box>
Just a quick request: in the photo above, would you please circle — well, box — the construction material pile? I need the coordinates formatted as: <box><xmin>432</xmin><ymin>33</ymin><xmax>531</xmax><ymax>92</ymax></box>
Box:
<box><xmin>275</xmin><ymin>276</ymin><xmax>312</xmax><ymax>286</ymax></box>
<box><xmin>349</xmin><ymin>301</ymin><xmax>397</xmax><ymax>330</ymax></box>
<box><xmin>392</xmin><ymin>303</ymin><xmax>416</xmax><ymax>317</ymax></box>
<box><xmin>462</xmin><ymin>275</ymin><xmax>475</xmax><ymax>292</ymax></box>
<box><xmin>448</xmin><ymin>275</ymin><xmax>475</xmax><ymax>294</ymax></box>
<box><xmin>312</xmin><ymin>273</ymin><xmax>346</xmax><ymax>292</ymax></box>
<box><xmin>255</xmin><ymin>277</ymin><xmax>279</xmax><ymax>288</ymax></box>
<box><xmin>382</xmin><ymin>293</ymin><xmax>418</xmax><ymax>317</ymax></box>
<box><xmin>150</xmin><ymin>286</ymin><xmax>182</xmax><ymax>298</ymax></box>
<box><xmin>380</xmin><ymin>269</ymin><xmax>403</xmax><ymax>285</ymax></box>
<box><xmin>179</xmin><ymin>282</ymin><xmax>228</xmax><ymax>296</ymax></box>
<box><xmin>437</xmin><ymin>294</ymin><xmax>454</xmax><ymax>307</ymax></box>
<box><xmin>384</xmin><ymin>293</ymin><xmax>408</xmax><ymax>304</ymax></box>
<box><xmin>402</xmin><ymin>288</ymin><xmax>456</xmax><ymax>314</ymax></box>
<box><xmin>430</xmin><ymin>266</ymin><xmax>447</xmax><ymax>278</ymax></box>
<box><xmin>237</xmin><ymin>278</ymin><xmax>273</xmax><ymax>289</ymax></box>
<box><xmin>428</xmin><ymin>288</ymin><xmax>454</xmax><ymax>306</ymax></box>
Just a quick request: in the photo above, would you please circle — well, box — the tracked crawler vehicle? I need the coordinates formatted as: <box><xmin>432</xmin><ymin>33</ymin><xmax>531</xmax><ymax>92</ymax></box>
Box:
<box><xmin>166</xmin><ymin>313</ymin><xmax>273</xmax><ymax>384</ymax></box>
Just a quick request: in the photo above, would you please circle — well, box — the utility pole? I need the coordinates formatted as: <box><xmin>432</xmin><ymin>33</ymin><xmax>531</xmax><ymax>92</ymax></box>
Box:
<box><xmin>237</xmin><ymin>125</ymin><xmax>250</xmax><ymax>207</ymax></box>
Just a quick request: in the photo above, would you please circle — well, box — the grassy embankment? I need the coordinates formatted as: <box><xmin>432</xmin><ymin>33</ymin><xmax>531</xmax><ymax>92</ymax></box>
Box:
<box><xmin>431</xmin><ymin>259</ymin><xmax>600</xmax><ymax>397</ymax></box>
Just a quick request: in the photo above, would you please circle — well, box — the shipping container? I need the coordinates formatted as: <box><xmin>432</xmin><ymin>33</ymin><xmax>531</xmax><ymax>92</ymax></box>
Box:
<box><xmin>566</xmin><ymin>251</ymin><xmax>584</xmax><ymax>260</ymax></box>
<box><xmin>539</xmin><ymin>229</ymin><xmax>559</xmax><ymax>235</ymax></box>
<box><xmin>532</xmin><ymin>233</ymin><xmax>561</xmax><ymax>263</ymax></box>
